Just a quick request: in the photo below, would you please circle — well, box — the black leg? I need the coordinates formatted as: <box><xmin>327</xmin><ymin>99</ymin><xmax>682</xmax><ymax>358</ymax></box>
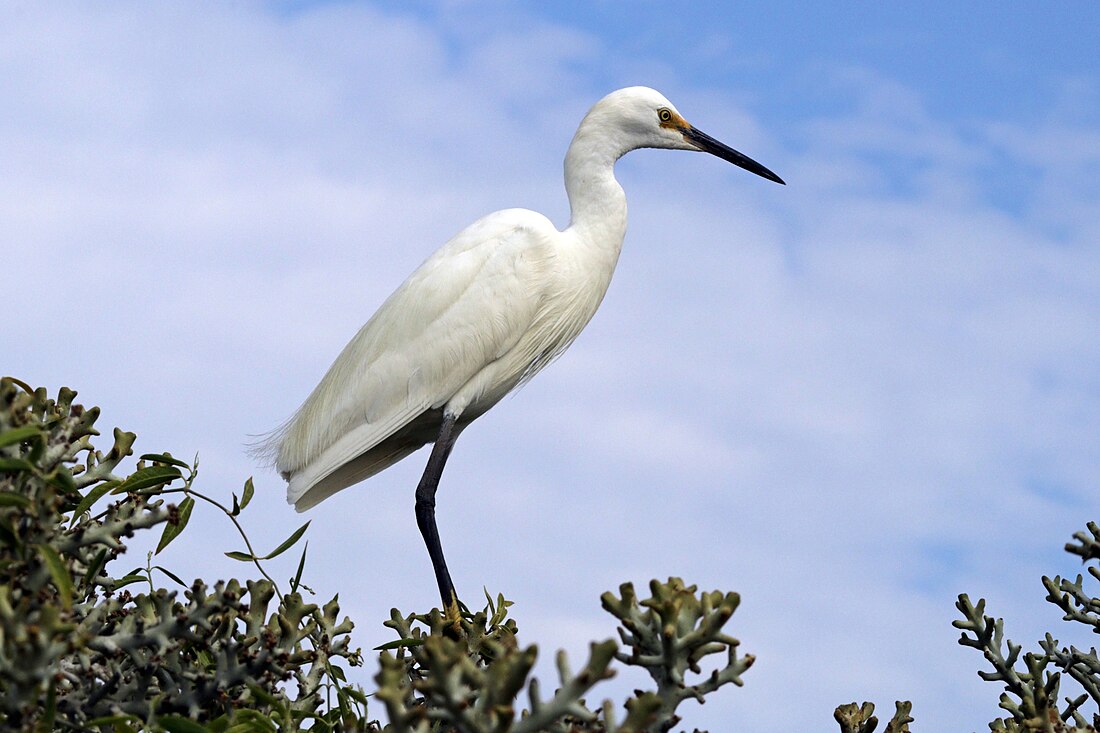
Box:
<box><xmin>415</xmin><ymin>412</ymin><xmax>462</xmax><ymax>620</ymax></box>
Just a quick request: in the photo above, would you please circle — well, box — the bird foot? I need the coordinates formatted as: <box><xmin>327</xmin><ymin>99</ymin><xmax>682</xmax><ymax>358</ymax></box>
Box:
<box><xmin>443</xmin><ymin>594</ymin><xmax>464</xmax><ymax>639</ymax></box>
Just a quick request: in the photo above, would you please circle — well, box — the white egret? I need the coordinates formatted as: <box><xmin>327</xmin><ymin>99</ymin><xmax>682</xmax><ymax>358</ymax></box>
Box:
<box><xmin>262</xmin><ymin>87</ymin><xmax>783</xmax><ymax>622</ymax></box>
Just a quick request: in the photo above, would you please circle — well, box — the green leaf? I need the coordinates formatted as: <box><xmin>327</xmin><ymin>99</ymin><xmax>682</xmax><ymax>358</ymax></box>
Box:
<box><xmin>244</xmin><ymin>683</ymin><xmax>281</xmax><ymax>708</ymax></box>
<box><xmin>42</xmin><ymin>677</ymin><xmax>57</xmax><ymax>731</ymax></box>
<box><xmin>290</xmin><ymin>541</ymin><xmax>308</xmax><ymax>593</ymax></box>
<box><xmin>36</xmin><ymin>544</ymin><xmax>73</xmax><ymax>609</ymax></box>
<box><xmin>0</xmin><ymin>517</ymin><xmax>20</xmax><ymax>549</ymax></box>
<box><xmin>83</xmin><ymin>548</ymin><xmax>109</xmax><ymax>588</ymax></box>
<box><xmin>111</xmin><ymin>465</ymin><xmax>182</xmax><ymax>494</ymax></box>
<box><xmin>224</xmin><ymin>551</ymin><xmax>255</xmax><ymax>562</ymax></box>
<box><xmin>156</xmin><ymin>715</ymin><xmax>212</xmax><ymax>733</ymax></box>
<box><xmin>221</xmin><ymin>724</ymin><xmax>251</xmax><ymax>733</ymax></box>
<box><xmin>111</xmin><ymin>574</ymin><xmax>148</xmax><ymax>589</ymax></box>
<box><xmin>0</xmin><ymin>424</ymin><xmax>43</xmax><ymax>448</ymax></box>
<box><xmin>47</xmin><ymin>467</ymin><xmax>78</xmax><ymax>494</ymax></box>
<box><xmin>139</xmin><ymin>452</ymin><xmax>192</xmax><ymax>470</ymax></box>
<box><xmin>2</xmin><ymin>376</ymin><xmax>34</xmax><ymax>394</ymax></box>
<box><xmin>140</xmin><ymin>452</ymin><xmax>191</xmax><ymax>470</ymax></box>
<box><xmin>70</xmin><ymin>481</ymin><xmax>119</xmax><ymax>524</ymax></box>
<box><xmin>259</xmin><ymin>520</ymin><xmax>310</xmax><ymax>560</ymax></box>
<box><xmin>155</xmin><ymin>496</ymin><xmax>195</xmax><ymax>554</ymax></box>
<box><xmin>154</xmin><ymin>565</ymin><xmax>187</xmax><ymax>588</ymax></box>
<box><xmin>230</xmin><ymin>492</ymin><xmax>240</xmax><ymax>517</ymax></box>
<box><xmin>233</xmin><ymin>718</ymin><xmax>277</xmax><ymax>733</ymax></box>
<box><xmin>0</xmin><ymin>491</ymin><xmax>31</xmax><ymax>508</ymax></box>
<box><xmin>85</xmin><ymin>713</ymin><xmax>143</xmax><ymax>727</ymax></box>
<box><xmin>240</xmin><ymin>476</ymin><xmax>255</xmax><ymax>511</ymax></box>
<box><xmin>374</xmin><ymin>637</ymin><xmax>424</xmax><ymax>651</ymax></box>
<box><xmin>340</xmin><ymin>686</ymin><xmax>370</xmax><ymax>706</ymax></box>
<box><xmin>332</xmin><ymin>673</ymin><xmax>351</xmax><ymax>717</ymax></box>
<box><xmin>0</xmin><ymin>457</ymin><xmax>35</xmax><ymax>472</ymax></box>
<box><xmin>223</xmin><ymin>717</ymin><xmax>276</xmax><ymax>733</ymax></box>
<box><xmin>199</xmin><ymin>716</ymin><xmax>230</xmax><ymax>733</ymax></box>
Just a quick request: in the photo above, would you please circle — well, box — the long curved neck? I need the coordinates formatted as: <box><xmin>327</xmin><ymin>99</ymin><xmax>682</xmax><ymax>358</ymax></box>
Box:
<box><xmin>562</xmin><ymin>116</ymin><xmax>630</xmax><ymax>257</ymax></box>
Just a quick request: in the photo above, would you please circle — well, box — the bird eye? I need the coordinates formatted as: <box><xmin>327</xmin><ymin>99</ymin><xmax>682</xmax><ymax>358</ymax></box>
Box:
<box><xmin>658</xmin><ymin>108</ymin><xmax>673</xmax><ymax>123</ymax></box>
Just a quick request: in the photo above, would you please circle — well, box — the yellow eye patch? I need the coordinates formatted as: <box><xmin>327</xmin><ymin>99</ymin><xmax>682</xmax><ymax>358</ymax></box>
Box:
<box><xmin>657</xmin><ymin>107</ymin><xmax>688</xmax><ymax>130</ymax></box>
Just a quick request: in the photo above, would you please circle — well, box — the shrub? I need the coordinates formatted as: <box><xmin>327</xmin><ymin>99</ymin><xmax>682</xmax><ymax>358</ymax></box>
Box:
<box><xmin>1</xmin><ymin>377</ymin><xmax>1097</xmax><ymax>732</ymax></box>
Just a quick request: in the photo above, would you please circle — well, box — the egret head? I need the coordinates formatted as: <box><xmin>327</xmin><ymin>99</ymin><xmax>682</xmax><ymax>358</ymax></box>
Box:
<box><xmin>590</xmin><ymin>86</ymin><xmax>785</xmax><ymax>185</ymax></box>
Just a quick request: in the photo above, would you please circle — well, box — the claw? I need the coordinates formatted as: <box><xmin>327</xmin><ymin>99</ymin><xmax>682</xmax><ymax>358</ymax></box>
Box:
<box><xmin>443</xmin><ymin>593</ymin><xmax>463</xmax><ymax>638</ymax></box>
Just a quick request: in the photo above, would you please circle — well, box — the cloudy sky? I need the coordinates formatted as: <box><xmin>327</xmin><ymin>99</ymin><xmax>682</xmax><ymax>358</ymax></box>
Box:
<box><xmin>4</xmin><ymin>1</ymin><xmax>1099</xmax><ymax>730</ymax></box>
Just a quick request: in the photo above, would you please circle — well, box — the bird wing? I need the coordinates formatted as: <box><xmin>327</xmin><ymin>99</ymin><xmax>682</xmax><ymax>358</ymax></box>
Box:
<box><xmin>272</xmin><ymin>209</ymin><xmax>558</xmax><ymax>506</ymax></box>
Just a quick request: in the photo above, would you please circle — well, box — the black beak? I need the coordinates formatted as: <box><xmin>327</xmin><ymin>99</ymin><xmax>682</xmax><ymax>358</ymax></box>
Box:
<box><xmin>683</xmin><ymin>126</ymin><xmax>785</xmax><ymax>185</ymax></box>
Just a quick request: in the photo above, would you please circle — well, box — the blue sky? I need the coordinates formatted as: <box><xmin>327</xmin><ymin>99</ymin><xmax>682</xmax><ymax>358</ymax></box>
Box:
<box><xmin>368</xmin><ymin>2</ymin><xmax>1100</xmax><ymax>121</ymax></box>
<box><xmin>4</xmin><ymin>2</ymin><xmax>1099</xmax><ymax>731</ymax></box>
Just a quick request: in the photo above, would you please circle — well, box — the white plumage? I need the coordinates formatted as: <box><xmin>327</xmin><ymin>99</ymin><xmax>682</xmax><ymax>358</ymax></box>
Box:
<box><xmin>260</xmin><ymin>86</ymin><xmax>783</xmax><ymax>611</ymax></box>
<box><xmin>276</xmin><ymin>209</ymin><xmax>575</xmax><ymax>510</ymax></box>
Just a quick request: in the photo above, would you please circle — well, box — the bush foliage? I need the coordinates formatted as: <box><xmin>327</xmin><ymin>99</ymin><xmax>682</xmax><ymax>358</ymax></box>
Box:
<box><xmin>0</xmin><ymin>377</ymin><xmax>1097</xmax><ymax>732</ymax></box>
